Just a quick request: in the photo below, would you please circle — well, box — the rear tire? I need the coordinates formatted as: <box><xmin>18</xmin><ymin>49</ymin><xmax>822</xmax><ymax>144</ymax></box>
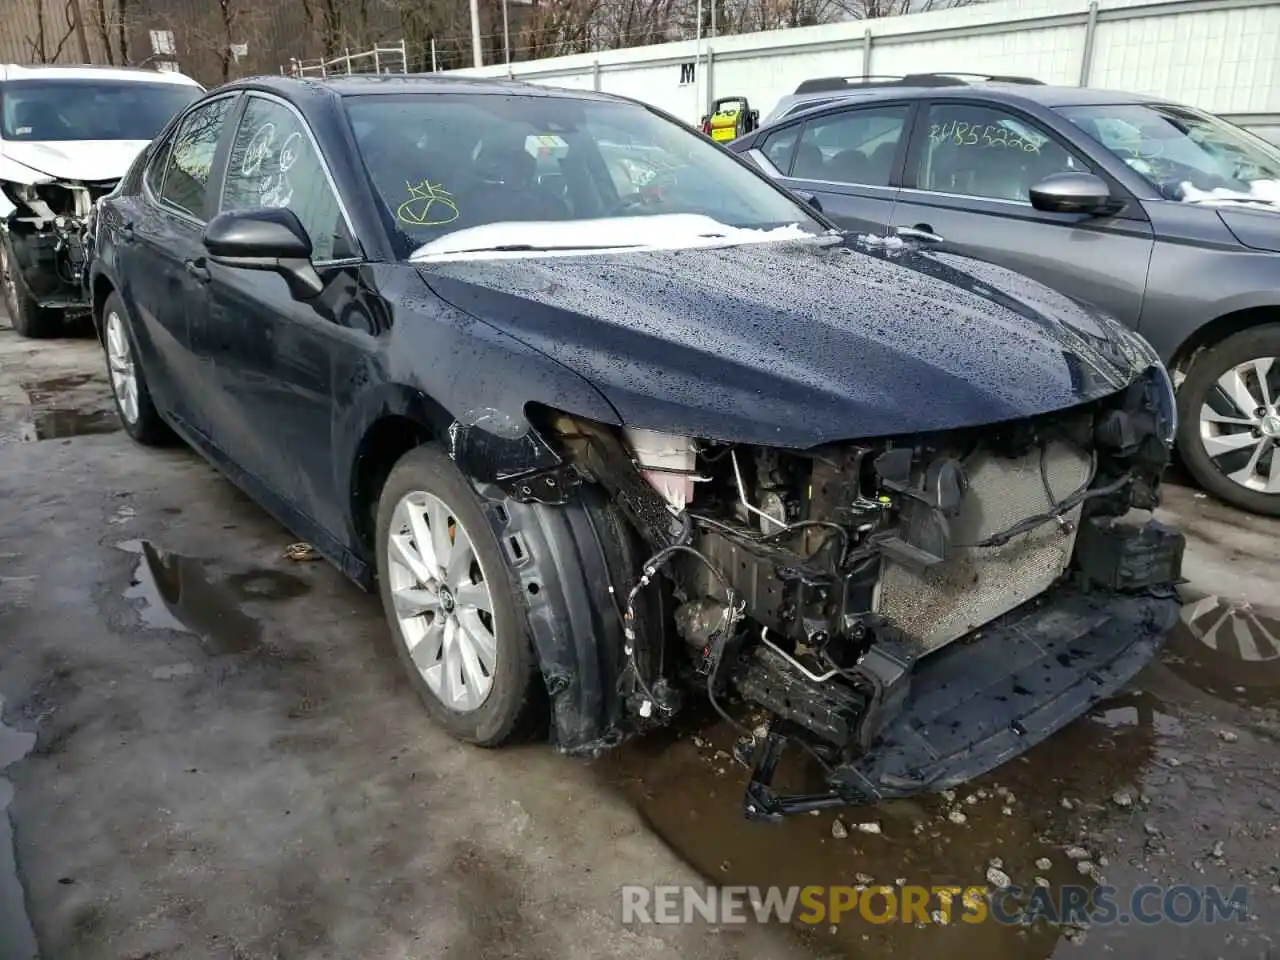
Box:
<box><xmin>101</xmin><ymin>292</ymin><xmax>171</xmax><ymax>445</ymax></box>
<box><xmin>0</xmin><ymin>234</ymin><xmax>60</xmax><ymax>339</ymax></box>
<box><xmin>375</xmin><ymin>445</ymin><xmax>545</xmax><ymax>746</ymax></box>
<box><xmin>1176</xmin><ymin>324</ymin><xmax>1280</xmax><ymax>517</ymax></box>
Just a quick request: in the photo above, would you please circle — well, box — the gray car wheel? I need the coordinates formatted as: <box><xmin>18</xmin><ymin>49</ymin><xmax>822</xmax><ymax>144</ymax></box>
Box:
<box><xmin>1178</xmin><ymin>324</ymin><xmax>1280</xmax><ymax>516</ymax></box>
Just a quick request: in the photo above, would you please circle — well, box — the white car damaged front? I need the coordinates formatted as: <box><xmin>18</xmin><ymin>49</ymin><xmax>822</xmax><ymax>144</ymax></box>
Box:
<box><xmin>0</xmin><ymin>64</ymin><xmax>202</xmax><ymax>337</ymax></box>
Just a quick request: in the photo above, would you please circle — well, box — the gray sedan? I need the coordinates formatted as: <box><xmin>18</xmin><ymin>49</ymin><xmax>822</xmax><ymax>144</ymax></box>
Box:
<box><xmin>731</xmin><ymin>76</ymin><xmax>1280</xmax><ymax>516</ymax></box>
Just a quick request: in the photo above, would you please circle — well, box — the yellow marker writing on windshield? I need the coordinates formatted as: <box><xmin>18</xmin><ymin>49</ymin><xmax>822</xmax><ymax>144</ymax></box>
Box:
<box><xmin>397</xmin><ymin>179</ymin><xmax>459</xmax><ymax>227</ymax></box>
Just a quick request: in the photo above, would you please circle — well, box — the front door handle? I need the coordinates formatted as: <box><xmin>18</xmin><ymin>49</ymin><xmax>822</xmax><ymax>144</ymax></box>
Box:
<box><xmin>896</xmin><ymin>224</ymin><xmax>945</xmax><ymax>243</ymax></box>
<box><xmin>184</xmin><ymin>259</ymin><xmax>210</xmax><ymax>283</ymax></box>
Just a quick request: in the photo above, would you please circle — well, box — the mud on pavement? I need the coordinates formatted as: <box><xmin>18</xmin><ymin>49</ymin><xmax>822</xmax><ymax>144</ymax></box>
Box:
<box><xmin>2</xmin><ymin>320</ymin><xmax>1280</xmax><ymax>960</ymax></box>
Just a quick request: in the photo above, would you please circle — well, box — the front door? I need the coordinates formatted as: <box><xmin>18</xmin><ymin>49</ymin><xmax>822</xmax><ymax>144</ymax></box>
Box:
<box><xmin>889</xmin><ymin>100</ymin><xmax>1155</xmax><ymax>327</ymax></box>
<box><xmin>204</xmin><ymin>93</ymin><xmax>365</xmax><ymax>544</ymax></box>
<box><xmin>755</xmin><ymin>102</ymin><xmax>915</xmax><ymax>236</ymax></box>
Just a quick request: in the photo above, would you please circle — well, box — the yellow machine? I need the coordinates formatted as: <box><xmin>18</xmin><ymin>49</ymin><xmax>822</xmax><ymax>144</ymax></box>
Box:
<box><xmin>700</xmin><ymin>97</ymin><xmax>758</xmax><ymax>143</ymax></box>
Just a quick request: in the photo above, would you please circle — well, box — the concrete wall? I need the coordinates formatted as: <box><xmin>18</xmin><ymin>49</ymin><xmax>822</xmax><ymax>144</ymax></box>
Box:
<box><xmin>447</xmin><ymin>0</ymin><xmax>1280</xmax><ymax>130</ymax></box>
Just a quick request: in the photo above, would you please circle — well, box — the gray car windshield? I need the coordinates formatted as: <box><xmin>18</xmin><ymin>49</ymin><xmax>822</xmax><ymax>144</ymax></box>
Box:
<box><xmin>344</xmin><ymin>93</ymin><xmax>823</xmax><ymax>257</ymax></box>
<box><xmin>1058</xmin><ymin>102</ymin><xmax>1280</xmax><ymax>206</ymax></box>
<box><xmin>0</xmin><ymin>79</ymin><xmax>200</xmax><ymax>142</ymax></box>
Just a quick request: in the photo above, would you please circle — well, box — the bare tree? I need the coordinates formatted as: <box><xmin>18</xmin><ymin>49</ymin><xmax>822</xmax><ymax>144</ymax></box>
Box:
<box><xmin>87</xmin><ymin>0</ymin><xmax>134</xmax><ymax>64</ymax></box>
<box><xmin>158</xmin><ymin>0</ymin><xmax>267</xmax><ymax>83</ymax></box>
<box><xmin>25</xmin><ymin>0</ymin><xmax>81</xmax><ymax>64</ymax></box>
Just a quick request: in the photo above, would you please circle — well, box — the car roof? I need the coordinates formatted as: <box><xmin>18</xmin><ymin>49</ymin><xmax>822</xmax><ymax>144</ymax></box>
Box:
<box><xmin>227</xmin><ymin>73</ymin><xmax>620</xmax><ymax>103</ymax></box>
<box><xmin>774</xmin><ymin>81</ymin><xmax>1168</xmax><ymax>123</ymax></box>
<box><xmin>0</xmin><ymin>63</ymin><xmax>201</xmax><ymax>87</ymax></box>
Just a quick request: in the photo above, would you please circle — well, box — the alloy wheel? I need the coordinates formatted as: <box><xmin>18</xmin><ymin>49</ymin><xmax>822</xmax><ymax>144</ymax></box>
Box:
<box><xmin>105</xmin><ymin>310</ymin><xmax>139</xmax><ymax>424</ymax></box>
<box><xmin>385</xmin><ymin>490</ymin><xmax>498</xmax><ymax>713</ymax></box>
<box><xmin>1198</xmin><ymin>356</ymin><xmax>1280</xmax><ymax>494</ymax></box>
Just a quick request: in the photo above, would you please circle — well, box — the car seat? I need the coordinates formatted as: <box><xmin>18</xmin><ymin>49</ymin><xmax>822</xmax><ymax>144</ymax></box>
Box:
<box><xmin>792</xmin><ymin>142</ymin><xmax>825</xmax><ymax>179</ymax></box>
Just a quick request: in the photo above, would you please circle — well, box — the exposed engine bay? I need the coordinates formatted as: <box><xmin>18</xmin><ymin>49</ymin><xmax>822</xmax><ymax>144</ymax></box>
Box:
<box><xmin>522</xmin><ymin>366</ymin><xmax>1184</xmax><ymax>820</ymax></box>
<box><xmin>1</xmin><ymin>176</ymin><xmax>115</xmax><ymax>310</ymax></box>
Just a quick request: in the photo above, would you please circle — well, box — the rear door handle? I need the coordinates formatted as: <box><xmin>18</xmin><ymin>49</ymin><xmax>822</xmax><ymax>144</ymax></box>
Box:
<box><xmin>184</xmin><ymin>259</ymin><xmax>210</xmax><ymax>283</ymax></box>
<box><xmin>896</xmin><ymin>224</ymin><xmax>945</xmax><ymax>243</ymax></box>
<box><xmin>119</xmin><ymin>221</ymin><xmax>135</xmax><ymax>241</ymax></box>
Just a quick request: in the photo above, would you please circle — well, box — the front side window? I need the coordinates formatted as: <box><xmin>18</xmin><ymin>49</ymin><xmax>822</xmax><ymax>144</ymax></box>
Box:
<box><xmin>222</xmin><ymin>97</ymin><xmax>355</xmax><ymax>262</ymax></box>
<box><xmin>344</xmin><ymin>93</ymin><xmax>823</xmax><ymax>257</ymax></box>
<box><xmin>1057</xmin><ymin>102</ymin><xmax>1280</xmax><ymax>205</ymax></box>
<box><xmin>792</xmin><ymin>106</ymin><xmax>909</xmax><ymax>186</ymax></box>
<box><xmin>158</xmin><ymin>97</ymin><xmax>233</xmax><ymax>220</ymax></box>
<box><xmin>915</xmin><ymin>103</ymin><xmax>1082</xmax><ymax>202</ymax></box>
<box><xmin>1</xmin><ymin>79</ymin><xmax>201</xmax><ymax>142</ymax></box>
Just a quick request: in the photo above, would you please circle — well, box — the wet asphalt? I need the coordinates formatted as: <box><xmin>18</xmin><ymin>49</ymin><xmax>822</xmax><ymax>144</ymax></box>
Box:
<box><xmin>0</xmin><ymin>317</ymin><xmax>1278</xmax><ymax>960</ymax></box>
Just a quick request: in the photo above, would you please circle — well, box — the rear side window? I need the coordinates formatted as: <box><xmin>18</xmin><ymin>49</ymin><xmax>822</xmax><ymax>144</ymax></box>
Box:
<box><xmin>792</xmin><ymin>106</ymin><xmax>910</xmax><ymax>186</ymax></box>
<box><xmin>760</xmin><ymin>126</ymin><xmax>799</xmax><ymax>174</ymax></box>
<box><xmin>158</xmin><ymin>97</ymin><xmax>233</xmax><ymax>220</ymax></box>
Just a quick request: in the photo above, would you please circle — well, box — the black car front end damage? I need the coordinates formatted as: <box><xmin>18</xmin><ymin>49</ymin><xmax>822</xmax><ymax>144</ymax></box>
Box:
<box><xmin>474</xmin><ymin>360</ymin><xmax>1183</xmax><ymax>821</ymax></box>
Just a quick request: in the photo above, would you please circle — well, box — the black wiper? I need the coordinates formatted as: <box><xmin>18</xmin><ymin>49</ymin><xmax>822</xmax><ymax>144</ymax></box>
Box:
<box><xmin>449</xmin><ymin>242</ymin><xmax>643</xmax><ymax>253</ymax></box>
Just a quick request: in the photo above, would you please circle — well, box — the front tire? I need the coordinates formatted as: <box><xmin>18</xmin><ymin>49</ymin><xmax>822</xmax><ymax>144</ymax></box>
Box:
<box><xmin>0</xmin><ymin>234</ymin><xmax>59</xmax><ymax>339</ymax></box>
<box><xmin>101</xmin><ymin>292</ymin><xmax>171</xmax><ymax>445</ymax></box>
<box><xmin>375</xmin><ymin>445</ymin><xmax>544</xmax><ymax>746</ymax></box>
<box><xmin>1176</xmin><ymin>324</ymin><xmax>1280</xmax><ymax>516</ymax></box>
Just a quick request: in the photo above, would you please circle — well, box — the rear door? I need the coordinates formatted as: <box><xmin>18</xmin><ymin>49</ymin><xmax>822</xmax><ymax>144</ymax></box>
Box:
<box><xmin>121</xmin><ymin>93</ymin><xmax>237</xmax><ymax>436</ymax></box>
<box><xmin>205</xmin><ymin>92</ymin><xmax>365</xmax><ymax>542</ymax></box>
<box><xmin>749</xmin><ymin>101</ymin><xmax>916</xmax><ymax>235</ymax></box>
<box><xmin>889</xmin><ymin>99</ymin><xmax>1155</xmax><ymax>326</ymax></box>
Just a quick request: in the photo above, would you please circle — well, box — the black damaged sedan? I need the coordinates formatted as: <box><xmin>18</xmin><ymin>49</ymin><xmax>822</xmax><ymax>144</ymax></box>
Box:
<box><xmin>87</xmin><ymin>75</ymin><xmax>1184</xmax><ymax>819</ymax></box>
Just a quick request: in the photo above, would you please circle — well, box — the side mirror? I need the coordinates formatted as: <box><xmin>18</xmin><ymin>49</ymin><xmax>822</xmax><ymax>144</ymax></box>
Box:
<box><xmin>203</xmin><ymin>207</ymin><xmax>324</xmax><ymax>300</ymax></box>
<box><xmin>1029</xmin><ymin>172</ymin><xmax>1117</xmax><ymax>216</ymax></box>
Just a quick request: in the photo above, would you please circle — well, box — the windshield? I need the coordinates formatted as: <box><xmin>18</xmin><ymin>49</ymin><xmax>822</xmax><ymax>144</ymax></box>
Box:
<box><xmin>0</xmin><ymin>79</ymin><xmax>200</xmax><ymax>143</ymax></box>
<box><xmin>1057</xmin><ymin>102</ymin><xmax>1280</xmax><ymax>207</ymax></box>
<box><xmin>343</xmin><ymin>93</ymin><xmax>822</xmax><ymax>258</ymax></box>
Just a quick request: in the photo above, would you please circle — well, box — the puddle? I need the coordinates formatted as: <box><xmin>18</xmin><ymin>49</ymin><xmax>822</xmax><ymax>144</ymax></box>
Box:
<box><xmin>0</xmin><ymin>373</ymin><xmax>119</xmax><ymax>442</ymax></box>
<box><xmin>1161</xmin><ymin>589</ymin><xmax>1280</xmax><ymax>707</ymax></box>
<box><xmin>598</xmin><ymin>687</ymin><xmax>1174</xmax><ymax>960</ymax></box>
<box><xmin>0</xmin><ymin>695</ymin><xmax>38</xmax><ymax>960</ymax></box>
<box><xmin>18</xmin><ymin>408</ymin><xmax>119</xmax><ymax>441</ymax></box>
<box><xmin>117</xmin><ymin>540</ymin><xmax>311</xmax><ymax>654</ymax></box>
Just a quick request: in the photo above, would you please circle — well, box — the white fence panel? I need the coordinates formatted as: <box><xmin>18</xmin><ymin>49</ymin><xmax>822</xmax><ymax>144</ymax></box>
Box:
<box><xmin>445</xmin><ymin>0</ymin><xmax>1280</xmax><ymax>130</ymax></box>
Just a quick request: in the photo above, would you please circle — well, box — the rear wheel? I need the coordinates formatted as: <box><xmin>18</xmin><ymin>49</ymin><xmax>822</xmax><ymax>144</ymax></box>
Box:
<box><xmin>0</xmin><ymin>234</ymin><xmax>59</xmax><ymax>339</ymax></box>
<box><xmin>1177</xmin><ymin>324</ymin><xmax>1280</xmax><ymax>517</ymax></box>
<box><xmin>375</xmin><ymin>445</ymin><xmax>544</xmax><ymax>746</ymax></box>
<box><xmin>102</xmin><ymin>292</ymin><xmax>171</xmax><ymax>445</ymax></box>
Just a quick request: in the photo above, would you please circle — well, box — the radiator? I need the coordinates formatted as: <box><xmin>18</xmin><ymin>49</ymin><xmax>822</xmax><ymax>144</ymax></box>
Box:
<box><xmin>875</xmin><ymin>440</ymin><xmax>1092</xmax><ymax>653</ymax></box>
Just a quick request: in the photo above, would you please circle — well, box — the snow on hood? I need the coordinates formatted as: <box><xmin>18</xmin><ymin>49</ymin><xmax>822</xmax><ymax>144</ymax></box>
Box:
<box><xmin>408</xmin><ymin>214</ymin><xmax>817</xmax><ymax>263</ymax></box>
<box><xmin>0</xmin><ymin>139</ymin><xmax>151</xmax><ymax>182</ymax></box>
<box><xmin>1179</xmin><ymin>178</ymin><xmax>1280</xmax><ymax>210</ymax></box>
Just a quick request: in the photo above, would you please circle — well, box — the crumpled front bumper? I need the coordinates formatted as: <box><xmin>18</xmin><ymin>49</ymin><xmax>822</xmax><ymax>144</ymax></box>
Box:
<box><xmin>827</xmin><ymin>584</ymin><xmax>1180</xmax><ymax>804</ymax></box>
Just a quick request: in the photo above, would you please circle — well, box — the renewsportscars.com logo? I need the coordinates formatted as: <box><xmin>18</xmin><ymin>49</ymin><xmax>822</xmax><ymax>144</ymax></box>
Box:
<box><xmin>620</xmin><ymin>884</ymin><xmax>1249</xmax><ymax>927</ymax></box>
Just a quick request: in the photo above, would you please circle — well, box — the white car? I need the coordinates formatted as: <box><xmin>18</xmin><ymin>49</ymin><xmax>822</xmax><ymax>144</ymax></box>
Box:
<box><xmin>0</xmin><ymin>64</ymin><xmax>203</xmax><ymax>337</ymax></box>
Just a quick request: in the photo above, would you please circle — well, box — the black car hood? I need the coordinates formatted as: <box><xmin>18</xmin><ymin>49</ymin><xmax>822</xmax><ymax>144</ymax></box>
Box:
<box><xmin>419</xmin><ymin>234</ymin><xmax>1149</xmax><ymax>447</ymax></box>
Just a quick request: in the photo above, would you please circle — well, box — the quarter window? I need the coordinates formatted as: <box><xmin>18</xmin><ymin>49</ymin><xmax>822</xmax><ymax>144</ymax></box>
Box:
<box><xmin>157</xmin><ymin>97</ymin><xmax>233</xmax><ymax>220</ymax></box>
<box><xmin>221</xmin><ymin>97</ymin><xmax>355</xmax><ymax>262</ymax></box>
<box><xmin>915</xmin><ymin>103</ymin><xmax>1082</xmax><ymax>202</ymax></box>
<box><xmin>791</xmin><ymin>106</ymin><xmax>910</xmax><ymax>186</ymax></box>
